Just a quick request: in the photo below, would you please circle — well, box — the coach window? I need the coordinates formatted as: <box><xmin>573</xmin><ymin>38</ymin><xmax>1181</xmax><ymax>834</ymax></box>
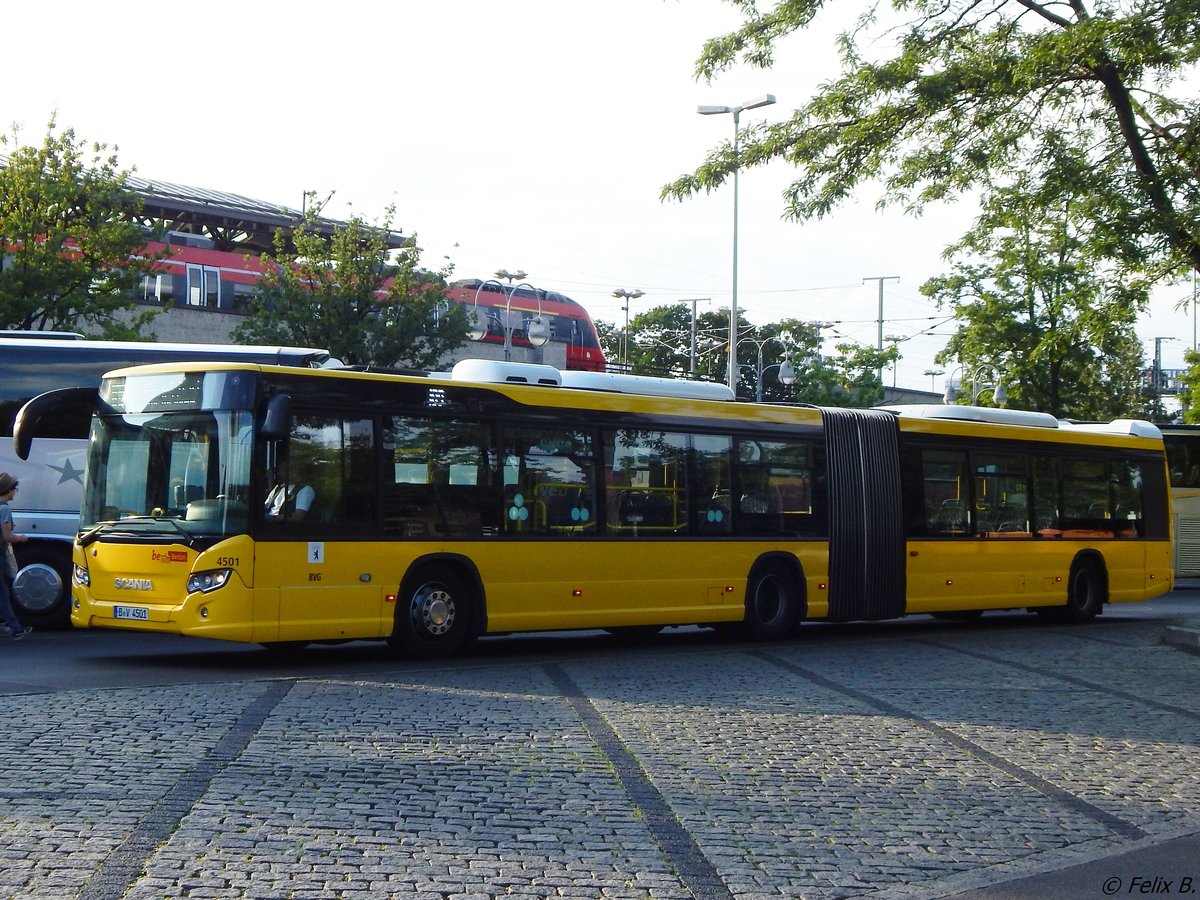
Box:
<box><xmin>502</xmin><ymin>427</ymin><xmax>595</xmax><ymax>535</ymax></box>
<box><xmin>605</xmin><ymin>429</ymin><xmax>689</xmax><ymax>536</ymax></box>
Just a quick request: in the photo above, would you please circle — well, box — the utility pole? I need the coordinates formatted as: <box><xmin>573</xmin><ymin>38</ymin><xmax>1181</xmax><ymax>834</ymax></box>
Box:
<box><xmin>864</xmin><ymin>276</ymin><xmax>899</xmax><ymax>382</ymax></box>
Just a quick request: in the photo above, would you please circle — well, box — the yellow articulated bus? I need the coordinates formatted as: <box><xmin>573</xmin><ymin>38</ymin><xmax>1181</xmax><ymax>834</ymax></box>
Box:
<box><xmin>15</xmin><ymin>359</ymin><xmax>1172</xmax><ymax>657</ymax></box>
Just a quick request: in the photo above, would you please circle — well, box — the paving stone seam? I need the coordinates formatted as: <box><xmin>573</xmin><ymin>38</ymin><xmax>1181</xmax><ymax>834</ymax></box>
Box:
<box><xmin>541</xmin><ymin>662</ymin><xmax>733</xmax><ymax>900</ymax></box>
<box><xmin>75</xmin><ymin>680</ymin><xmax>295</xmax><ymax>900</ymax></box>
<box><xmin>914</xmin><ymin>638</ymin><xmax>1200</xmax><ymax>724</ymax></box>
<box><xmin>747</xmin><ymin>649</ymin><xmax>1148</xmax><ymax>842</ymax></box>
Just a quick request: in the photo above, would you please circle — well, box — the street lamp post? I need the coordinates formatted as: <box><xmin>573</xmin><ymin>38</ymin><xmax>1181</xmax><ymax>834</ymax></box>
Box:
<box><xmin>467</xmin><ymin>279</ymin><xmax>551</xmax><ymax>362</ymax></box>
<box><xmin>923</xmin><ymin>368</ymin><xmax>945</xmax><ymax>392</ymax></box>
<box><xmin>884</xmin><ymin>333</ymin><xmax>905</xmax><ymax>388</ymax></box>
<box><xmin>733</xmin><ymin>336</ymin><xmax>796</xmax><ymax>402</ymax></box>
<box><xmin>612</xmin><ymin>288</ymin><xmax>645</xmax><ymax>370</ymax></box>
<box><xmin>944</xmin><ymin>364</ymin><xmax>1008</xmax><ymax>406</ymax></box>
<box><xmin>698</xmin><ymin>93</ymin><xmax>777</xmax><ymax>392</ymax></box>
<box><xmin>1154</xmin><ymin>336</ymin><xmax>1178</xmax><ymax>399</ymax></box>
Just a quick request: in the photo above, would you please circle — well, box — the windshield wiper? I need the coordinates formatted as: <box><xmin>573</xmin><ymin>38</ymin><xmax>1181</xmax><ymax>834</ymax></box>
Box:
<box><xmin>79</xmin><ymin>516</ymin><xmax>200</xmax><ymax>548</ymax></box>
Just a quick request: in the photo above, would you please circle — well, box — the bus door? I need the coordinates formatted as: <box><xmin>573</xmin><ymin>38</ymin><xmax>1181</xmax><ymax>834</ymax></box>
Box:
<box><xmin>258</xmin><ymin>414</ymin><xmax>387</xmax><ymax>641</ymax></box>
<box><xmin>821</xmin><ymin>409</ymin><xmax>906</xmax><ymax>620</ymax></box>
<box><xmin>902</xmin><ymin>446</ymin><xmax>1040</xmax><ymax>610</ymax></box>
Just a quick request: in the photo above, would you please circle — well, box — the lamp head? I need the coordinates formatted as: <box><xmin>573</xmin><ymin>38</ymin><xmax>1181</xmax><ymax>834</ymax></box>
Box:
<box><xmin>740</xmin><ymin>94</ymin><xmax>777</xmax><ymax>111</ymax></box>
<box><xmin>467</xmin><ymin>308</ymin><xmax>490</xmax><ymax>343</ymax></box>
<box><xmin>526</xmin><ymin>315</ymin><xmax>550</xmax><ymax>348</ymax></box>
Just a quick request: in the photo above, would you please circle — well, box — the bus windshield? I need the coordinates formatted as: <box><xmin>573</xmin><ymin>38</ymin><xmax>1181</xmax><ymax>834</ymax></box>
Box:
<box><xmin>80</xmin><ymin>370</ymin><xmax>258</xmax><ymax>540</ymax></box>
<box><xmin>81</xmin><ymin>408</ymin><xmax>254</xmax><ymax>538</ymax></box>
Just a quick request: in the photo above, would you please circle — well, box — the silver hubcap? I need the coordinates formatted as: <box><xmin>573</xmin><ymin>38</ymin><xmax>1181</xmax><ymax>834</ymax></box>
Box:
<box><xmin>412</xmin><ymin>585</ymin><xmax>455</xmax><ymax>637</ymax></box>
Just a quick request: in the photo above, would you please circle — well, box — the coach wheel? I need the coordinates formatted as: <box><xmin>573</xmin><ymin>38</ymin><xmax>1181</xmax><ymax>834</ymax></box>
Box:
<box><xmin>389</xmin><ymin>568</ymin><xmax>475</xmax><ymax>659</ymax></box>
<box><xmin>742</xmin><ymin>561</ymin><xmax>800</xmax><ymax>642</ymax></box>
<box><xmin>12</xmin><ymin>544</ymin><xmax>72</xmax><ymax>629</ymax></box>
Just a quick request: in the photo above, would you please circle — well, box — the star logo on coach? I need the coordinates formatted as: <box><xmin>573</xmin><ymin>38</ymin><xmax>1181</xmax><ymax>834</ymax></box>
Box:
<box><xmin>48</xmin><ymin>457</ymin><xmax>84</xmax><ymax>485</ymax></box>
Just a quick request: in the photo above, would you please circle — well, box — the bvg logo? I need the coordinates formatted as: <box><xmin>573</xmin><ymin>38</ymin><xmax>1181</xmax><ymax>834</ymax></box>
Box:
<box><xmin>114</xmin><ymin>578</ymin><xmax>154</xmax><ymax>590</ymax></box>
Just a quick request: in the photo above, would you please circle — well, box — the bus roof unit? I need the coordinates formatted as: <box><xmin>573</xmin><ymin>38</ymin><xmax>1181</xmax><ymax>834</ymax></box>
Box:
<box><xmin>881</xmin><ymin>405</ymin><xmax>1063</xmax><ymax>429</ymax></box>
<box><xmin>449</xmin><ymin>359</ymin><xmax>736</xmax><ymax>401</ymax></box>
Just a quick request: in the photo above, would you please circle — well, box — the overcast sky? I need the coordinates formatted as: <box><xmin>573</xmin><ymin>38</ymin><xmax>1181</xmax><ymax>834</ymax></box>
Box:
<box><xmin>7</xmin><ymin>1</ymin><xmax>1195</xmax><ymax>390</ymax></box>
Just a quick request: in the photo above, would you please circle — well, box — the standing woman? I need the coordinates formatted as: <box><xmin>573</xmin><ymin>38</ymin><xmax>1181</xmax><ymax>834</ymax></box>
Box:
<box><xmin>0</xmin><ymin>473</ymin><xmax>32</xmax><ymax>640</ymax></box>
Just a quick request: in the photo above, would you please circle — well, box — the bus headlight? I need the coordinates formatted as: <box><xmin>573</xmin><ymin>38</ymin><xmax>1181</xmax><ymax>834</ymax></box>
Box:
<box><xmin>72</xmin><ymin>563</ymin><xmax>90</xmax><ymax>587</ymax></box>
<box><xmin>187</xmin><ymin>569</ymin><xmax>232</xmax><ymax>594</ymax></box>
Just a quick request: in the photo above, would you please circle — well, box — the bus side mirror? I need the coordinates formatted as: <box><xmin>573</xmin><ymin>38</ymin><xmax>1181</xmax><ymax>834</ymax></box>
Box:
<box><xmin>13</xmin><ymin>387</ymin><xmax>100</xmax><ymax>460</ymax></box>
<box><xmin>262</xmin><ymin>393</ymin><xmax>291</xmax><ymax>440</ymax></box>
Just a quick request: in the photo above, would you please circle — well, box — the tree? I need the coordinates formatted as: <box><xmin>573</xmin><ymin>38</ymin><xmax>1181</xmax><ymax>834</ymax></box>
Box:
<box><xmin>663</xmin><ymin>1</ymin><xmax>1200</xmax><ymax>283</ymax></box>
<box><xmin>924</xmin><ymin>182</ymin><xmax>1149</xmax><ymax>419</ymax></box>
<box><xmin>620</xmin><ymin>303</ymin><xmax>732</xmax><ymax>380</ymax></box>
<box><xmin>0</xmin><ymin>118</ymin><xmax>161</xmax><ymax>337</ymax></box>
<box><xmin>1177</xmin><ymin>348</ymin><xmax>1200</xmax><ymax>423</ymax></box>
<box><xmin>769</xmin><ymin>319</ymin><xmax>895</xmax><ymax>407</ymax></box>
<box><xmin>601</xmin><ymin>305</ymin><xmax>893</xmax><ymax>406</ymax></box>
<box><xmin>234</xmin><ymin>199</ymin><xmax>468</xmax><ymax>368</ymax></box>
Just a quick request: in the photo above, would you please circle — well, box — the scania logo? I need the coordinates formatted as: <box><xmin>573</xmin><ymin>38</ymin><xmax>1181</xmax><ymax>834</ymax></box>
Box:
<box><xmin>114</xmin><ymin>577</ymin><xmax>154</xmax><ymax>591</ymax></box>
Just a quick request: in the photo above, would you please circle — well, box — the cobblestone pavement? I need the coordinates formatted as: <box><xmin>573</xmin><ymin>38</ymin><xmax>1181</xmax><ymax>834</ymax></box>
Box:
<box><xmin>0</xmin><ymin>613</ymin><xmax>1197</xmax><ymax>899</ymax></box>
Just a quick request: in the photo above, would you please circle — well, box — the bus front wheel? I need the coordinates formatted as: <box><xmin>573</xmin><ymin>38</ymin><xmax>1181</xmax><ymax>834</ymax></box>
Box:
<box><xmin>388</xmin><ymin>569</ymin><xmax>475</xmax><ymax>659</ymax></box>
<box><xmin>742</xmin><ymin>561</ymin><xmax>801</xmax><ymax>641</ymax></box>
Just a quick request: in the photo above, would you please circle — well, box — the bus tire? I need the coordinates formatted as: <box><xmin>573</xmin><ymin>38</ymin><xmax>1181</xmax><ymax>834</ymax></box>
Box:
<box><xmin>389</xmin><ymin>568</ymin><xmax>475</xmax><ymax>659</ymax></box>
<box><xmin>742</xmin><ymin>560</ymin><xmax>801</xmax><ymax>641</ymax></box>
<box><xmin>12</xmin><ymin>542</ymin><xmax>72</xmax><ymax>630</ymax></box>
<box><xmin>1038</xmin><ymin>557</ymin><xmax>1106</xmax><ymax>623</ymax></box>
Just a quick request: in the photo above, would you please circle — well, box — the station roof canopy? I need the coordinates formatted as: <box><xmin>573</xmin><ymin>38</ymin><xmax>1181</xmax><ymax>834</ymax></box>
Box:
<box><xmin>126</xmin><ymin>175</ymin><xmax>407</xmax><ymax>254</ymax></box>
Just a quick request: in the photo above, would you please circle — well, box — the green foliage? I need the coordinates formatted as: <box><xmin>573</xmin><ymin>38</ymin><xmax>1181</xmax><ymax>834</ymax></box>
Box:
<box><xmin>923</xmin><ymin>182</ymin><xmax>1150</xmax><ymax>418</ymax></box>
<box><xmin>598</xmin><ymin>304</ymin><xmax>891</xmax><ymax>406</ymax></box>
<box><xmin>665</xmin><ymin>1</ymin><xmax>1200</xmax><ymax>281</ymax></box>
<box><xmin>0</xmin><ymin>118</ymin><xmax>161</xmax><ymax>337</ymax></box>
<box><xmin>233</xmin><ymin>198</ymin><xmax>468</xmax><ymax>368</ymax></box>
<box><xmin>1179</xmin><ymin>348</ymin><xmax>1200</xmax><ymax>424</ymax></box>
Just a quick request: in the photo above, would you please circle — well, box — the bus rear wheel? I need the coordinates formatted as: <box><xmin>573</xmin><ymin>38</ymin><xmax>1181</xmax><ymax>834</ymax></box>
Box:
<box><xmin>742</xmin><ymin>561</ymin><xmax>801</xmax><ymax>641</ymax></box>
<box><xmin>388</xmin><ymin>569</ymin><xmax>475</xmax><ymax>659</ymax></box>
<box><xmin>1038</xmin><ymin>558</ymin><xmax>1105</xmax><ymax>623</ymax></box>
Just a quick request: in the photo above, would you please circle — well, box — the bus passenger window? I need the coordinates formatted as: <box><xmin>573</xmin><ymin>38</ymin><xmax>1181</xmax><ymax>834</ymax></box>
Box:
<box><xmin>692</xmin><ymin>434</ymin><xmax>732</xmax><ymax>535</ymax></box>
<box><xmin>384</xmin><ymin>416</ymin><xmax>496</xmax><ymax>537</ymax></box>
<box><xmin>604</xmin><ymin>429</ymin><xmax>688</xmax><ymax>536</ymax></box>
<box><xmin>916</xmin><ymin>449</ymin><xmax>970</xmax><ymax>536</ymax></box>
<box><xmin>502</xmin><ymin>427</ymin><xmax>595</xmax><ymax>536</ymax></box>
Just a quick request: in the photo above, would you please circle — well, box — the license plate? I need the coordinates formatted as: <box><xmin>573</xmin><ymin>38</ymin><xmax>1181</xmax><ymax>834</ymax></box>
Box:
<box><xmin>113</xmin><ymin>605</ymin><xmax>150</xmax><ymax>621</ymax></box>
